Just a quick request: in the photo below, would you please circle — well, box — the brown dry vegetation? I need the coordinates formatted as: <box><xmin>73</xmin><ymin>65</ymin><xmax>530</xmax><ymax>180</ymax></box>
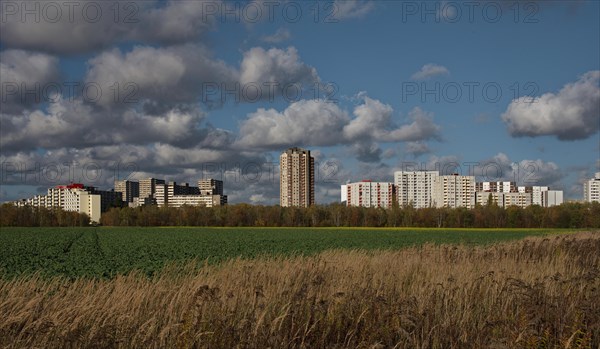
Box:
<box><xmin>1</xmin><ymin>232</ymin><xmax>599</xmax><ymax>349</ymax></box>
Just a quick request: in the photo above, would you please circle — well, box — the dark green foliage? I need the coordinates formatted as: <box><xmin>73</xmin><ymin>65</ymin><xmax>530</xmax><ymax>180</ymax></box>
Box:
<box><xmin>0</xmin><ymin>227</ymin><xmax>567</xmax><ymax>279</ymax></box>
<box><xmin>0</xmin><ymin>204</ymin><xmax>90</xmax><ymax>227</ymax></box>
<box><xmin>97</xmin><ymin>202</ymin><xmax>600</xmax><ymax>228</ymax></box>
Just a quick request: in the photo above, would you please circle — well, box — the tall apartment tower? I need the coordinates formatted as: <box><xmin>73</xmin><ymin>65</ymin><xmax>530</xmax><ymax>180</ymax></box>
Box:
<box><xmin>139</xmin><ymin>178</ymin><xmax>166</xmax><ymax>200</ymax></box>
<box><xmin>583</xmin><ymin>172</ymin><xmax>600</xmax><ymax>203</ymax></box>
<box><xmin>114</xmin><ymin>180</ymin><xmax>139</xmax><ymax>203</ymax></box>
<box><xmin>394</xmin><ymin>171</ymin><xmax>439</xmax><ymax>208</ymax></box>
<box><xmin>280</xmin><ymin>147</ymin><xmax>314</xmax><ymax>207</ymax></box>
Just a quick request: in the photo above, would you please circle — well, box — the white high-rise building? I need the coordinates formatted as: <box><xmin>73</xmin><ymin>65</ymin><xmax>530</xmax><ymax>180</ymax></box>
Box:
<box><xmin>531</xmin><ymin>186</ymin><xmax>549</xmax><ymax>206</ymax></box>
<box><xmin>394</xmin><ymin>171</ymin><xmax>438</xmax><ymax>208</ymax></box>
<box><xmin>531</xmin><ymin>186</ymin><xmax>563</xmax><ymax>207</ymax></box>
<box><xmin>542</xmin><ymin>190</ymin><xmax>563</xmax><ymax>207</ymax></box>
<box><xmin>340</xmin><ymin>184</ymin><xmax>348</xmax><ymax>203</ymax></box>
<box><xmin>346</xmin><ymin>181</ymin><xmax>394</xmax><ymax>208</ymax></box>
<box><xmin>433</xmin><ymin>174</ymin><xmax>475</xmax><ymax>209</ymax></box>
<box><xmin>62</xmin><ymin>188</ymin><xmax>101</xmax><ymax>223</ymax></box>
<box><xmin>583</xmin><ymin>172</ymin><xmax>600</xmax><ymax>203</ymax></box>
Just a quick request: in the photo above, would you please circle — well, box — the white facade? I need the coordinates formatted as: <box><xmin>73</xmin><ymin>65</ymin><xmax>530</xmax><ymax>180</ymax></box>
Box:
<box><xmin>583</xmin><ymin>172</ymin><xmax>600</xmax><ymax>203</ymax></box>
<box><xmin>531</xmin><ymin>186</ymin><xmax>549</xmax><ymax>206</ymax></box>
<box><xmin>542</xmin><ymin>190</ymin><xmax>563</xmax><ymax>207</ymax></box>
<box><xmin>477</xmin><ymin>181</ymin><xmax>516</xmax><ymax>193</ymax></box>
<box><xmin>394</xmin><ymin>171</ymin><xmax>438</xmax><ymax>208</ymax></box>
<box><xmin>62</xmin><ymin>189</ymin><xmax>101</xmax><ymax>223</ymax></box>
<box><xmin>530</xmin><ymin>186</ymin><xmax>564</xmax><ymax>207</ymax></box>
<box><xmin>15</xmin><ymin>185</ymin><xmax>101</xmax><ymax>222</ymax></box>
<box><xmin>340</xmin><ymin>184</ymin><xmax>348</xmax><ymax>203</ymax></box>
<box><xmin>346</xmin><ymin>181</ymin><xmax>394</xmax><ymax>208</ymax></box>
<box><xmin>433</xmin><ymin>175</ymin><xmax>475</xmax><ymax>209</ymax></box>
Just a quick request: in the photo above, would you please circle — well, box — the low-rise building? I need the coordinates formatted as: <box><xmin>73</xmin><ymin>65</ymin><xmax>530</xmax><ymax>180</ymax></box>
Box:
<box><xmin>156</xmin><ymin>179</ymin><xmax>227</xmax><ymax>208</ymax></box>
<box><xmin>475</xmin><ymin>191</ymin><xmax>532</xmax><ymax>208</ymax></box>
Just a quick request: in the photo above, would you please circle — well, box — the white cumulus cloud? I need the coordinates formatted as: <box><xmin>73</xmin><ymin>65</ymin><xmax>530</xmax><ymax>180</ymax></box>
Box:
<box><xmin>411</xmin><ymin>63</ymin><xmax>450</xmax><ymax>80</ymax></box>
<box><xmin>501</xmin><ymin>71</ymin><xmax>600</xmax><ymax>140</ymax></box>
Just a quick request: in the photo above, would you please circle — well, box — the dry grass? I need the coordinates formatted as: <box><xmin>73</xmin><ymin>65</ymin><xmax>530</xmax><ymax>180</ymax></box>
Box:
<box><xmin>1</xmin><ymin>232</ymin><xmax>599</xmax><ymax>349</ymax></box>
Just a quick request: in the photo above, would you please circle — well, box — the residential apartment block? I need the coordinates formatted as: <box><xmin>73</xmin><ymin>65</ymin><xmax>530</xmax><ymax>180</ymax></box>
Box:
<box><xmin>280</xmin><ymin>147</ymin><xmax>315</xmax><ymax>207</ymax></box>
<box><xmin>114</xmin><ymin>180</ymin><xmax>139</xmax><ymax>203</ymax></box>
<box><xmin>155</xmin><ymin>181</ymin><xmax>226</xmax><ymax>208</ymax></box>
<box><xmin>514</xmin><ymin>186</ymin><xmax>564</xmax><ymax>207</ymax></box>
<box><xmin>475</xmin><ymin>191</ymin><xmax>532</xmax><ymax>208</ymax></box>
<box><xmin>346</xmin><ymin>181</ymin><xmax>394</xmax><ymax>209</ymax></box>
<box><xmin>340</xmin><ymin>184</ymin><xmax>348</xmax><ymax>203</ymax></box>
<box><xmin>138</xmin><ymin>178</ymin><xmax>166</xmax><ymax>202</ymax></box>
<box><xmin>475</xmin><ymin>181</ymin><xmax>516</xmax><ymax>193</ymax></box>
<box><xmin>199</xmin><ymin>179</ymin><xmax>224</xmax><ymax>196</ymax></box>
<box><xmin>434</xmin><ymin>174</ymin><xmax>475</xmax><ymax>209</ymax></box>
<box><xmin>583</xmin><ymin>172</ymin><xmax>600</xmax><ymax>203</ymax></box>
<box><xmin>394</xmin><ymin>171</ymin><xmax>438</xmax><ymax>208</ymax></box>
<box><xmin>14</xmin><ymin>183</ymin><xmax>102</xmax><ymax>222</ymax></box>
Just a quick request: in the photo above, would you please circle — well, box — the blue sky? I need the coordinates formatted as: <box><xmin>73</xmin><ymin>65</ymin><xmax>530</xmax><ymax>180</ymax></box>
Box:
<box><xmin>1</xmin><ymin>0</ymin><xmax>599</xmax><ymax>204</ymax></box>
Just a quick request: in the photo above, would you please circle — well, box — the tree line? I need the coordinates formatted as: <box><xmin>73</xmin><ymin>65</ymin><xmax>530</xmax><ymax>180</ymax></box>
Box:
<box><xmin>97</xmin><ymin>202</ymin><xmax>600</xmax><ymax>229</ymax></box>
<box><xmin>0</xmin><ymin>204</ymin><xmax>91</xmax><ymax>227</ymax></box>
<box><xmin>2</xmin><ymin>202</ymin><xmax>599</xmax><ymax>229</ymax></box>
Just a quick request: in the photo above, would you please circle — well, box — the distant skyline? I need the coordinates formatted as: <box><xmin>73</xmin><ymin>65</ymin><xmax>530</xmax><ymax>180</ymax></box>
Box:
<box><xmin>1</xmin><ymin>0</ymin><xmax>599</xmax><ymax>204</ymax></box>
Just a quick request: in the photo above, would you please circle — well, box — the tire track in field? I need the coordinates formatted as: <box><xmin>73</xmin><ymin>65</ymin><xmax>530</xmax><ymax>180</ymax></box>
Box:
<box><xmin>93</xmin><ymin>228</ymin><xmax>105</xmax><ymax>259</ymax></box>
<box><xmin>62</xmin><ymin>232</ymin><xmax>84</xmax><ymax>254</ymax></box>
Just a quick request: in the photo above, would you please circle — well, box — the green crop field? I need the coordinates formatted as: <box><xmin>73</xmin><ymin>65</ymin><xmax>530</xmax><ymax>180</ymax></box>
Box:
<box><xmin>0</xmin><ymin>227</ymin><xmax>573</xmax><ymax>279</ymax></box>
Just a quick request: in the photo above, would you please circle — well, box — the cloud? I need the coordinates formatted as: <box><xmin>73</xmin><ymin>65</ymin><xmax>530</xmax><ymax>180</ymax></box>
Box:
<box><xmin>382</xmin><ymin>148</ymin><xmax>398</xmax><ymax>159</ymax></box>
<box><xmin>249</xmin><ymin>194</ymin><xmax>268</xmax><ymax>204</ymax></box>
<box><xmin>0</xmin><ymin>96</ymin><xmax>239</xmax><ymax>153</ymax></box>
<box><xmin>131</xmin><ymin>0</ymin><xmax>218</xmax><ymax>45</ymax></box>
<box><xmin>411</xmin><ymin>63</ymin><xmax>450</xmax><ymax>80</ymax></box>
<box><xmin>235</xmin><ymin>100</ymin><xmax>349</xmax><ymax>149</ymax></box>
<box><xmin>344</xmin><ymin>101</ymin><xmax>442</xmax><ymax>142</ymax></box>
<box><xmin>405</xmin><ymin>142</ymin><xmax>432</xmax><ymax>158</ymax></box>
<box><xmin>261</xmin><ymin>28</ymin><xmax>291</xmax><ymax>44</ymax></box>
<box><xmin>0</xmin><ymin>49</ymin><xmax>61</xmax><ymax>113</ymax></box>
<box><xmin>479</xmin><ymin>153</ymin><xmax>565</xmax><ymax>187</ymax></box>
<box><xmin>333</xmin><ymin>0</ymin><xmax>375</xmax><ymax>19</ymax></box>
<box><xmin>501</xmin><ymin>71</ymin><xmax>600</xmax><ymax>140</ymax></box>
<box><xmin>352</xmin><ymin>142</ymin><xmax>383</xmax><ymax>163</ymax></box>
<box><xmin>83</xmin><ymin>44</ymin><xmax>323</xmax><ymax>110</ymax></box>
<box><xmin>235</xmin><ymin>97</ymin><xmax>442</xmax><ymax>152</ymax></box>
<box><xmin>0</xmin><ymin>142</ymin><xmax>270</xmax><ymax>195</ymax></box>
<box><xmin>84</xmin><ymin>44</ymin><xmax>237</xmax><ymax>110</ymax></box>
<box><xmin>0</xmin><ymin>1</ymin><xmax>220</xmax><ymax>55</ymax></box>
<box><xmin>239</xmin><ymin>46</ymin><xmax>320</xmax><ymax>99</ymax></box>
